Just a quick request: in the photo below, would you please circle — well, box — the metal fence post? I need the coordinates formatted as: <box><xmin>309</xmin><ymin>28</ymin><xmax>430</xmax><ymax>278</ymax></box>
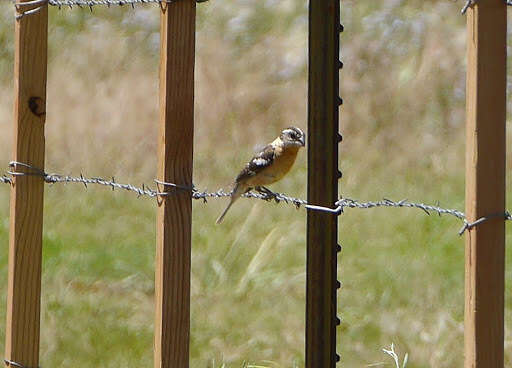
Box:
<box><xmin>306</xmin><ymin>0</ymin><xmax>341</xmax><ymax>366</ymax></box>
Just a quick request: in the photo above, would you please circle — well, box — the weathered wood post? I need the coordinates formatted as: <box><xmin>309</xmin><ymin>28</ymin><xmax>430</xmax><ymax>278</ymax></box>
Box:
<box><xmin>464</xmin><ymin>1</ymin><xmax>506</xmax><ymax>367</ymax></box>
<box><xmin>306</xmin><ymin>0</ymin><xmax>341</xmax><ymax>366</ymax></box>
<box><xmin>155</xmin><ymin>0</ymin><xmax>196</xmax><ymax>367</ymax></box>
<box><xmin>5</xmin><ymin>2</ymin><xmax>48</xmax><ymax>367</ymax></box>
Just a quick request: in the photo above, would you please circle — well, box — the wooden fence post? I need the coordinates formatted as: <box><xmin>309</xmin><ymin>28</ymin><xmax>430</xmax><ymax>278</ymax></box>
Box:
<box><xmin>5</xmin><ymin>2</ymin><xmax>48</xmax><ymax>368</ymax></box>
<box><xmin>464</xmin><ymin>1</ymin><xmax>506</xmax><ymax>367</ymax></box>
<box><xmin>155</xmin><ymin>1</ymin><xmax>195</xmax><ymax>367</ymax></box>
<box><xmin>306</xmin><ymin>0</ymin><xmax>341</xmax><ymax>367</ymax></box>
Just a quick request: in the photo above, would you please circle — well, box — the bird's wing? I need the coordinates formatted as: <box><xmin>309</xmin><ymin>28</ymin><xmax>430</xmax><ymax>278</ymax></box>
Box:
<box><xmin>235</xmin><ymin>144</ymin><xmax>275</xmax><ymax>183</ymax></box>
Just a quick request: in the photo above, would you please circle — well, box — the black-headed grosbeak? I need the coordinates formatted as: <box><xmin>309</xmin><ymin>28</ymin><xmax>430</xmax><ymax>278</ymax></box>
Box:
<box><xmin>216</xmin><ymin>126</ymin><xmax>305</xmax><ymax>224</ymax></box>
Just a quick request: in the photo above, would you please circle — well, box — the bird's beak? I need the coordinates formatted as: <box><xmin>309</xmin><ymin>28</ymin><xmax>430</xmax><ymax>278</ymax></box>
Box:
<box><xmin>300</xmin><ymin>136</ymin><xmax>305</xmax><ymax>147</ymax></box>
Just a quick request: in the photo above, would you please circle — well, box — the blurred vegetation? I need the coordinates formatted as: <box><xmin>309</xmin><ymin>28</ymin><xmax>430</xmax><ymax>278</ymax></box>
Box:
<box><xmin>0</xmin><ymin>0</ymin><xmax>511</xmax><ymax>367</ymax></box>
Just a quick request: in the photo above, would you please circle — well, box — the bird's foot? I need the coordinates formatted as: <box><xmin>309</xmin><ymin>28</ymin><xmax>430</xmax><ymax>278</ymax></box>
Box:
<box><xmin>255</xmin><ymin>186</ymin><xmax>280</xmax><ymax>203</ymax></box>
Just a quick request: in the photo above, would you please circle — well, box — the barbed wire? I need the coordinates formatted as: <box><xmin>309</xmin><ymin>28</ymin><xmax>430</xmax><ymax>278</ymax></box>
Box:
<box><xmin>333</xmin><ymin>198</ymin><xmax>465</xmax><ymax>219</ymax></box>
<box><xmin>1</xmin><ymin>161</ymin><xmax>511</xmax><ymax>234</ymax></box>
<box><xmin>50</xmin><ymin>0</ymin><xmax>171</xmax><ymax>5</ymax></box>
<box><xmin>3</xmin><ymin>161</ymin><xmax>309</xmax><ymax>204</ymax></box>
<box><xmin>12</xmin><ymin>1</ymin><xmax>511</xmax><ymax>22</ymax></box>
<box><xmin>13</xmin><ymin>0</ymin><xmax>208</xmax><ymax>20</ymax></box>
<box><xmin>11</xmin><ymin>0</ymin><xmax>512</xmax><ymax>21</ymax></box>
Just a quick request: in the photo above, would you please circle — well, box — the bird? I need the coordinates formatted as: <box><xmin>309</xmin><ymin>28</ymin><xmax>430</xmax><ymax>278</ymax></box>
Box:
<box><xmin>216</xmin><ymin>126</ymin><xmax>305</xmax><ymax>224</ymax></box>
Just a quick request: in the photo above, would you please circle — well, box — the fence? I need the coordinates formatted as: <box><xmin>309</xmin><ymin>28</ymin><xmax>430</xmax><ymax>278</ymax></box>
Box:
<box><xmin>2</xmin><ymin>0</ymin><xmax>510</xmax><ymax>367</ymax></box>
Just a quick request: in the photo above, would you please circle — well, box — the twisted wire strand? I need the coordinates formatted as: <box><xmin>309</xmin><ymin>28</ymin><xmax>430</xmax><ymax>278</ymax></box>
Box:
<box><xmin>3</xmin><ymin>161</ymin><xmax>308</xmax><ymax>206</ymax></box>
<box><xmin>335</xmin><ymin>198</ymin><xmax>465</xmax><ymax>219</ymax></box>
<box><xmin>1</xmin><ymin>161</ymin><xmax>510</xmax><ymax>234</ymax></box>
<box><xmin>13</xmin><ymin>0</ymin><xmax>208</xmax><ymax>20</ymax></box>
<box><xmin>50</xmin><ymin>0</ymin><xmax>168</xmax><ymax>5</ymax></box>
<box><xmin>13</xmin><ymin>0</ymin><xmax>510</xmax><ymax>20</ymax></box>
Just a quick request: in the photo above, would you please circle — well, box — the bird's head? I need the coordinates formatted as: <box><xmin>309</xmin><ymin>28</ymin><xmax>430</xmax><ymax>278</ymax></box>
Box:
<box><xmin>279</xmin><ymin>126</ymin><xmax>305</xmax><ymax>148</ymax></box>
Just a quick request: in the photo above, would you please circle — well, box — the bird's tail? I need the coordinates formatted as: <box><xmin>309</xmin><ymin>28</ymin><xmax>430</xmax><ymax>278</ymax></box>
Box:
<box><xmin>216</xmin><ymin>183</ymin><xmax>243</xmax><ymax>224</ymax></box>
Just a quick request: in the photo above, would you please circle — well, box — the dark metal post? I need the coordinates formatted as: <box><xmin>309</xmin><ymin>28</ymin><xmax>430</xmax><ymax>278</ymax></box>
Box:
<box><xmin>306</xmin><ymin>0</ymin><xmax>342</xmax><ymax>367</ymax></box>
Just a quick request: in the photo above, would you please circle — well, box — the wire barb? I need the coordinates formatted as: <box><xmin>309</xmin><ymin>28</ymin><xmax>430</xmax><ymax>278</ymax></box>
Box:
<box><xmin>0</xmin><ymin>176</ymin><xmax>12</xmax><ymax>185</ymax></box>
<box><xmin>4</xmin><ymin>359</ymin><xmax>39</xmax><ymax>368</ymax></box>
<box><xmin>461</xmin><ymin>0</ymin><xmax>475</xmax><ymax>14</ymax></box>
<box><xmin>458</xmin><ymin>211</ymin><xmax>511</xmax><ymax>236</ymax></box>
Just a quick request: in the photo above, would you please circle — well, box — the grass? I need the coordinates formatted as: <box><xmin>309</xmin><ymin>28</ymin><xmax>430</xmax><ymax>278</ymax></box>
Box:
<box><xmin>0</xmin><ymin>0</ymin><xmax>511</xmax><ymax>367</ymax></box>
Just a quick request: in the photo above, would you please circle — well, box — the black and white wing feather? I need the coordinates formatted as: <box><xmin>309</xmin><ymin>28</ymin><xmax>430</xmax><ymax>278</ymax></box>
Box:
<box><xmin>235</xmin><ymin>144</ymin><xmax>275</xmax><ymax>183</ymax></box>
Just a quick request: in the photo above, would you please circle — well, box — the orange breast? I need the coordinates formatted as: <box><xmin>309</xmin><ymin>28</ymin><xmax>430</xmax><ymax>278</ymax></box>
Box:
<box><xmin>246</xmin><ymin>146</ymin><xmax>300</xmax><ymax>186</ymax></box>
